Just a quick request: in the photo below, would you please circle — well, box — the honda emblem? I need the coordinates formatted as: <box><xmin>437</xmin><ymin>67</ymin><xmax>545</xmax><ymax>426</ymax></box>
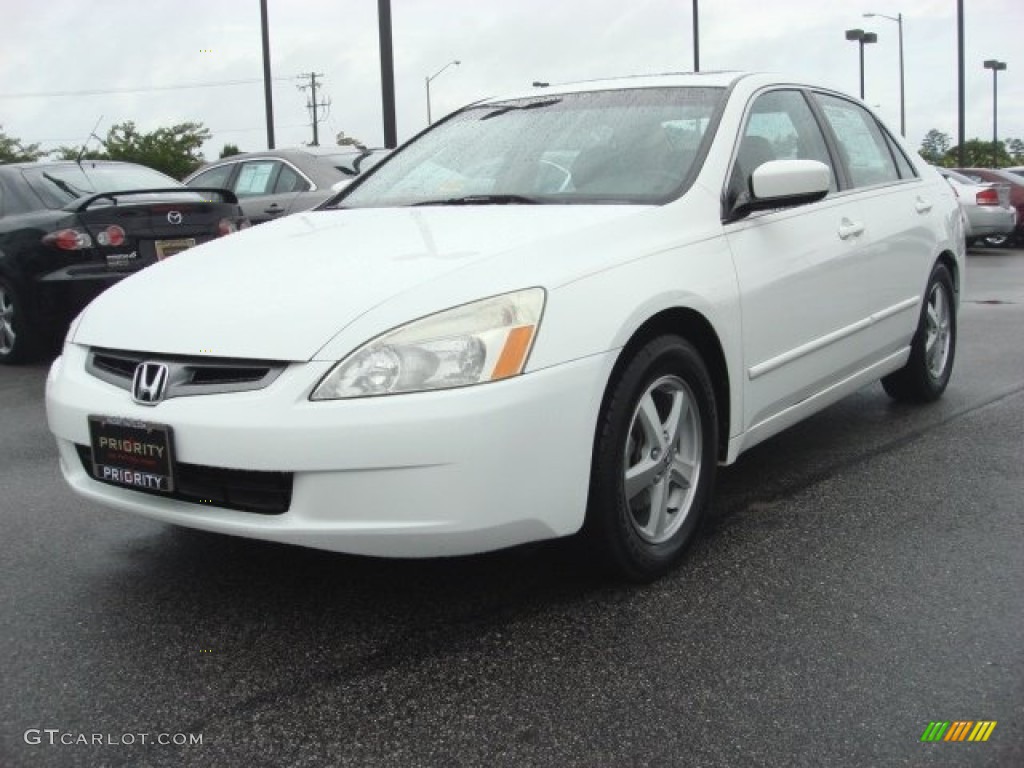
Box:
<box><xmin>132</xmin><ymin>363</ymin><xmax>169</xmax><ymax>405</ymax></box>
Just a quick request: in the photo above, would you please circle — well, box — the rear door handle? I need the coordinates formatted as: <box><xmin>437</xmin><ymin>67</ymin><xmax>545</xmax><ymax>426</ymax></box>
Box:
<box><xmin>837</xmin><ymin>219</ymin><xmax>865</xmax><ymax>240</ymax></box>
<box><xmin>264</xmin><ymin>204</ymin><xmax>285</xmax><ymax>215</ymax></box>
<box><xmin>915</xmin><ymin>197</ymin><xmax>933</xmax><ymax>213</ymax></box>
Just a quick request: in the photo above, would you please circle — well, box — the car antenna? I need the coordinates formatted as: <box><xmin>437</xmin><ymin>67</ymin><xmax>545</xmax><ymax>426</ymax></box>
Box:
<box><xmin>76</xmin><ymin>115</ymin><xmax>104</xmax><ymax>167</ymax></box>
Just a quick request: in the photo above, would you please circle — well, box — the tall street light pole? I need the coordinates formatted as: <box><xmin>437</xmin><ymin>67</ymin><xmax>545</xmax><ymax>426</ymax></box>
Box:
<box><xmin>845</xmin><ymin>29</ymin><xmax>878</xmax><ymax>100</ymax></box>
<box><xmin>259</xmin><ymin>0</ymin><xmax>275</xmax><ymax>149</ymax></box>
<box><xmin>957</xmin><ymin>0</ymin><xmax>965</xmax><ymax>166</ymax></box>
<box><xmin>378</xmin><ymin>0</ymin><xmax>397</xmax><ymax>149</ymax></box>
<box><xmin>692</xmin><ymin>0</ymin><xmax>700</xmax><ymax>72</ymax></box>
<box><xmin>983</xmin><ymin>59</ymin><xmax>1007</xmax><ymax>167</ymax></box>
<box><xmin>864</xmin><ymin>11</ymin><xmax>905</xmax><ymax>136</ymax></box>
<box><xmin>426</xmin><ymin>60</ymin><xmax>460</xmax><ymax>125</ymax></box>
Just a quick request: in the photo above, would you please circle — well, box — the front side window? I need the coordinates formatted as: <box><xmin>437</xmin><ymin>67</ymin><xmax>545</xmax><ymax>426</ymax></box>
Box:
<box><xmin>814</xmin><ymin>93</ymin><xmax>900</xmax><ymax>188</ymax></box>
<box><xmin>727</xmin><ymin>89</ymin><xmax>836</xmax><ymax>209</ymax></box>
<box><xmin>189</xmin><ymin>163</ymin><xmax>234</xmax><ymax>190</ymax></box>
<box><xmin>338</xmin><ymin>87</ymin><xmax>725</xmax><ymax>208</ymax></box>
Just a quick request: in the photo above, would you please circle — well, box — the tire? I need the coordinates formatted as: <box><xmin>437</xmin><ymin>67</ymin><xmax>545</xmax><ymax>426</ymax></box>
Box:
<box><xmin>0</xmin><ymin>276</ymin><xmax>37</xmax><ymax>365</ymax></box>
<box><xmin>881</xmin><ymin>263</ymin><xmax>956</xmax><ymax>403</ymax></box>
<box><xmin>982</xmin><ymin>234</ymin><xmax>1009</xmax><ymax>248</ymax></box>
<box><xmin>587</xmin><ymin>336</ymin><xmax>718</xmax><ymax>582</ymax></box>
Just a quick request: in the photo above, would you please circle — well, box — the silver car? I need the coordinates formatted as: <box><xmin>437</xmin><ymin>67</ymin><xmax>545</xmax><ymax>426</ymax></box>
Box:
<box><xmin>935</xmin><ymin>167</ymin><xmax>1016</xmax><ymax>246</ymax></box>
<box><xmin>184</xmin><ymin>146</ymin><xmax>389</xmax><ymax>225</ymax></box>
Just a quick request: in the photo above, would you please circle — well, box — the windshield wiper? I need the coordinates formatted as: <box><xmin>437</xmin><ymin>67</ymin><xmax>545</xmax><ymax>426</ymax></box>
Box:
<box><xmin>42</xmin><ymin>172</ymin><xmax>88</xmax><ymax>200</ymax></box>
<box><xmin>479</xmin><ymin>98</ymin><xmax>562</xmax><ymax>121</ymax></box>
<box><xmin>412</xmin><ymin>194</ymin><xmax>540</xmax><ymax>206</ymax></box>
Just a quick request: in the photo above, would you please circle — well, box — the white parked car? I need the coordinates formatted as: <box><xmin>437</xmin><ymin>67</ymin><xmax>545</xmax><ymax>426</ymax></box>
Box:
<box><xmin>46</xmin><ymin>72</ymin><xmax>963</xmax><ymax>580</ymax></box>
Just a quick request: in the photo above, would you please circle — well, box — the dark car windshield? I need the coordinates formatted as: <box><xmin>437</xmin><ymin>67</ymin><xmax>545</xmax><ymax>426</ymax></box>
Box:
<box><xmin>337</xmin><ymin>87</ymin><xmax>724</xmax><ymax>208</ymax></box>
<box><xmin>21</xmin><ymin>163</ymin><xmax>185</xmax><ymax>208</ymax></box>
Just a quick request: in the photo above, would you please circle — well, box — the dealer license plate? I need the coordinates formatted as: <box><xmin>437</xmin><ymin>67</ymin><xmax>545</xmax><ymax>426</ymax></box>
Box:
<box><xmin>88</xmin><ymin>416</ymin><xmax>176</xmax><ymax>493</ymax></box>
<box><xmin>155</xmin><ymin>238</ymin><xmax>196</xmax><ymax>260</ymax></box>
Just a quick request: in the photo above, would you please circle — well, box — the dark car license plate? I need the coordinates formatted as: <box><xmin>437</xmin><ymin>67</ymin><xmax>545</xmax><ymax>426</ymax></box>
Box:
<box><xmin>155</xmin><ymin>238</ymin><xmax>196</xmax><ymax>260</ymax></box>
<box><xmin>88</xmin><ymin>416</ymin><xmax>176</xmax><ymax>493</ymax></box>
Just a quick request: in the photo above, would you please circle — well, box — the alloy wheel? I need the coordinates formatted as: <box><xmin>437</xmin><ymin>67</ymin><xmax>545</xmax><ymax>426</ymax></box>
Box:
<box><xmin>924</xmin><ymin>281</ymin><xmax>952</xmax><ymax>380</ymax></box>
<box><xmin>623</xmin><ymin>375</ymin><xmax>702</xmax><ymax>545</ymax></box>
<box><xmin>0</xmin><ymin>285</ymin><xmax>15</xmax><ymax>356</ymax></box>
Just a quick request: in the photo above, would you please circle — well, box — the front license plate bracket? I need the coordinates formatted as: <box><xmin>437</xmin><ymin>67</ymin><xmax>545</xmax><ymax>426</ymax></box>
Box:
<box><xmin>87</xmin><ymin>416</ymin><xmax>176</xmax><ymax>493</ymax></box>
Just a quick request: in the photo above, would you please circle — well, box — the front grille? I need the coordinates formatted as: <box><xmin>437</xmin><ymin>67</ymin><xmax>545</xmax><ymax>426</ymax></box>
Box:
<box><xmin>87</xmin><ymin>348</ymin><xmax>288</xmax><ymax>399</ymax></box>
<box><xmin>76</xmin><ymin>444</ymin><xmax>292</xmax><ymax>514</ymax></box>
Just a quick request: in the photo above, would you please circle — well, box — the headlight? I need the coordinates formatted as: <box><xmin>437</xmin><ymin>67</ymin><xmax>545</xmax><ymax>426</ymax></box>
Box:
<box><xmin>311</xmin><ymin>288</ymin><xmax>545</xmax><ymax>400</ymax></box>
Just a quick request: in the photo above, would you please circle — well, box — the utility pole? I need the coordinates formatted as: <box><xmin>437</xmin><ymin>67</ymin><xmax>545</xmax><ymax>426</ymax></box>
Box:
<box><xmin>297</xmin><ymin>72</ymin><xmax>330</xmax><ymax>146</ymax></box>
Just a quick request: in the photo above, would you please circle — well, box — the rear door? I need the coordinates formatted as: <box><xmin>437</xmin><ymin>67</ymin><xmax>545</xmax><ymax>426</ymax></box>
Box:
<box><xmin>231</xmin><ymin>160</ymin><xmax>310</xmax><ymax>224</ymax></box>
<box><xmin>810</xmin><ymin>92</ymin><xmax>936</xmax><ymax>350</ymax></box>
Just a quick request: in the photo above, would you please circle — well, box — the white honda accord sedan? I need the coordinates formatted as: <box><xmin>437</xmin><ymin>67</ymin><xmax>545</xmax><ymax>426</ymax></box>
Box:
<box><xmin>46</xmin><ymin>72</ymin><xmax>963</xmax><ymax>580</ymax></box>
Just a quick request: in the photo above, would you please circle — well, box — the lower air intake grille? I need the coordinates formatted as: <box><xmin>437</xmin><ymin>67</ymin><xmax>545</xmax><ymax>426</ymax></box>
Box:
<box><xmin>75</xmin><ymin>444</ymin><xmax>292</xmax><ymax>515</ymax></box>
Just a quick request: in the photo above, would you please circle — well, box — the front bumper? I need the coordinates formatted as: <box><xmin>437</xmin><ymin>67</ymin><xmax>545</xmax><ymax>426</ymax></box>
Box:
<box><xmin>46</xmin><ymin>344</ymin><xmax>615</xmax><ymax>557</ymax></box>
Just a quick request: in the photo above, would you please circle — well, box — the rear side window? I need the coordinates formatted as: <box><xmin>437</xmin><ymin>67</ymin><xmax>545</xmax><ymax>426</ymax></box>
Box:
<box><xmin>882</xmin><ymin>132</ymin><xmax>917</xmax><ymax>179</ymax></box>
<box><xmin>275</xmin><ymin>164</ymin><xmax>310</xmax><ymax>193</ymax></box>
<box><xmin>814</xmin><ymin>93</ymin><xmax>900</xmax><ymax>188</ymax></box>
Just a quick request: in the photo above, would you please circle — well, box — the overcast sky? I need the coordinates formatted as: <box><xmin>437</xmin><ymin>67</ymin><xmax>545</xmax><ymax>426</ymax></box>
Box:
<box><xmin>1</xmin><ymin>0</ymin><xmax>1020</xmax><ymax>161</ymax></box>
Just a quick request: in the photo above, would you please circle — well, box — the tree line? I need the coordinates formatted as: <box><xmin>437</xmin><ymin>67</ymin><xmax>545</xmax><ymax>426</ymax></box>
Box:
<box><xmin>4</xmin><ymin>122</ymin><xmax>1023</xmax><ymax>180</ymax></box>
<box><xmin>0</xmin><ymin>122</ymin><xmax>238</xmax><ymax>179</ymax></box>
<box><xmin>917</xmin><ymin>129</ymin><xmax>1023</xmax><ymax>168</ymax></box>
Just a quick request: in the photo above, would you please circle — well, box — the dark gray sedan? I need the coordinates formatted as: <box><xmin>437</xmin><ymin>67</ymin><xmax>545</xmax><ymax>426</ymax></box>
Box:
<box><xmin>184</xmin><ymin>146</ymin><xmax>388</xmax><ymax>225</ymax></box>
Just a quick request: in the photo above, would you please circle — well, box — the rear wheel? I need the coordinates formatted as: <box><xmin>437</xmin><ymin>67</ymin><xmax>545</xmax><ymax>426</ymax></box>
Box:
<box><xmin>587</xmin><ymin>336</ymin><xmax>718</xmax><ymax>582</ymax></box>
<box><xmin>882</xmin><ymin>263</ymin><xmax>956</xmax><ymax>402</ymax></box>
<box><xmin>0</xmin><ymin>277</ymin><xmax>37</xmax><ymax>365</ymax></box>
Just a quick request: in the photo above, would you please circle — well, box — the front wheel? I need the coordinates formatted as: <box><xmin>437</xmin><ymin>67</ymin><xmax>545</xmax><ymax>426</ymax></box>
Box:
<box><xmin>882</xmin><ymin>263</ymin><xmax>957</xmax><ymax>402</ymax></box>
<box><xmin>587</xmin><ymin>336</ymin><xmax>718</xmax><ymax>582</ymax></box>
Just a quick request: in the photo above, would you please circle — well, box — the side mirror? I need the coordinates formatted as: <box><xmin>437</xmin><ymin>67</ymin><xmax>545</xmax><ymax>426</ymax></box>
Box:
<box><xmin>726</xmin><ymin>159</ymin><xmax>830</xmax><ymax>222</ymax></box>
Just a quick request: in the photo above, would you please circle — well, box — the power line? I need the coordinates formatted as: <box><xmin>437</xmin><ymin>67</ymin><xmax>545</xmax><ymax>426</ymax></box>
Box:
<box><xmin>0</xmin><ymin>77</ymin><xmax>296</xmax><ymax>100</ymax></box>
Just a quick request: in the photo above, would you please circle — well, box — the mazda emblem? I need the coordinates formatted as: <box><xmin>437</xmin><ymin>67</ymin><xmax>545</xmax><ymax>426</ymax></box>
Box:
<box><xmin>132</xmin><ymin>363</ymin><xmax>169</xmax><ymax>405</ymax></box>
<box><xmin>167</xmin><ymin>211</ymin><xmax>183</xmax><ymax>225</ymax></box>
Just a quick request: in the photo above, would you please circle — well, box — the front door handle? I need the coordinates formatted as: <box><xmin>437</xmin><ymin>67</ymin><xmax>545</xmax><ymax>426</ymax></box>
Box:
<box><xmin>915</xmin><ymin>197</ymin><xmax>933</xmax><ymax>214</ymax></box>
<box><xmin>264</xmin><ymin>204</ymin><xmax>285</xmax><ymax>215</ymax></box>
<box><xmin>838</xmin><ymin>219</ymin><xmax>865</xmax><ymax>240</ymax></box>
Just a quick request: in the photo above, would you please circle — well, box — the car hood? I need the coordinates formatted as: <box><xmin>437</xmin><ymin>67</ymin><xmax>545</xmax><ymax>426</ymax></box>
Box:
<box><xmin>73</xmin><ymin>205</ymin><xmax>641</xmax><ymax>361</ymax></box>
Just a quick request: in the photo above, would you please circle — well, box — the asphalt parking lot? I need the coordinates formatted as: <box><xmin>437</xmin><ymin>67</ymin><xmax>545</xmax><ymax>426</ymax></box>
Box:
<box><xmin>1</xmin><ymin>246</ymin><xmax>1022</xmax><ymax>768</ymax></box>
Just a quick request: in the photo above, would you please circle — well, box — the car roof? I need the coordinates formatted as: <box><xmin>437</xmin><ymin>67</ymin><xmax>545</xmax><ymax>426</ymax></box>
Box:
<box><xmin>208</xmin><ymin>147</ymin><xmax>385</xmax><ymax>163</ymax></box>
<box><xmin>475</xmin><ymin>71</ymin><xmax>777</xmax><ymax>103</ymax></box>
<box><xmin>0</xmin><ymin>159</ymin><xmax>152</xmax><ymax>172</ymax></box>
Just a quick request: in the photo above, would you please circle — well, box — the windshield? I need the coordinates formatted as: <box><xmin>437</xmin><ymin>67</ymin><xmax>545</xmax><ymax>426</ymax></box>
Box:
<box><xmin>22</xmin><ymin>163</ymin><xmax>183</xmax><ymax>208</ymax></box>
<box><xmin>338</xmin><ymin>87</ymin><xmax>724</xmax><ymax>208</ymax></box>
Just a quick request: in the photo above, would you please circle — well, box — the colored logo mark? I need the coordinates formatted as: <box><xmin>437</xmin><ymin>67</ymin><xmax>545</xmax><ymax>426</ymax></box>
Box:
<box><xmin>921</xmin><ymin>721</ymin><xmax>997</xmax><ymax>742</ymax></box>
